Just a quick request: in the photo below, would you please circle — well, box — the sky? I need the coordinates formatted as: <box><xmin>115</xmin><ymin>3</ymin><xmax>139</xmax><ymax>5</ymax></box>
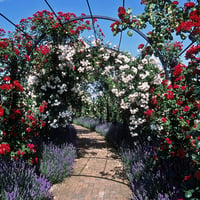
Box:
<box><xmin>0</xmin><ymin>0</ymin><xmax>147</xmax><ymax>56</ymax></box>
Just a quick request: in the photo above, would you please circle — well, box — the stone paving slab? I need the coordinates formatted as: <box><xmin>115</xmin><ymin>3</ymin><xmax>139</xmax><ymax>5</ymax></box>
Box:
<box><xmin>50</xmin><ymin>124</ymin><xmax>131</xmax><ymax>200</ymax></box>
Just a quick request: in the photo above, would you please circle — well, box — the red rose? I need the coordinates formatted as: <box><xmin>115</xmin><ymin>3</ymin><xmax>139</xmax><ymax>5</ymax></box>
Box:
<box><xmin>181</xmin><ymin>86</ymin><xmax>186</xmax><ymax>91</ymax></box>
<box><xmin>39</xmin><ymin>105</ymin><xmax>45</xmax><ymax>113</ymax></box>
<box><xmin>164</xmin><ymin>90</ymin><xmax>174</xmax><ymax>99</ymax></box>
<box><xmin>0</xmin><ymin>143</ymin><xmax>10</xmax><ymax>155</ymax></box>
<box><xmin>13</xmin><ymin>80</ymin><xmax>24</xmax><ymax>91</ymax></box>
<box><xmin>176</xmin><ymin>148</ymin><xmax>186</xmax><ymax>158</ymax></box>
<box><xmin>24</xmin><ymin>55</ymin><xmax>30</xmax><ymax>62</ymax></box>
<box><xmin>138</xmin><ymin>44</ymin><xmax>144</xmax><ymax>49</ymax></box>
<box><xmin>173</xmin><ymin>64</ymin><xmax>186</xmax><ymax>77</ymax></box>
<box><xmin>151</xmin><ymin>97</ymin><xmax>158</xmax><ymax>105</ymax></box>
<box><xmin>26</xmin><ymin>128</ymin><xmax>31</xmax><ymax>132</ymax></box>
<box><xmin>153</xmin><ymin>155</ymin><xmax>158</xmax><ymax>160</ymax></box>
<box><xmin>144</xmin><ymin>109</ymin><xmax>154</xmax><ymax>116</ymax></box>
<box><xmin>184</xmin><ymin>2</ymin><xmax>195</xmax><ymax>8</ymax></box>
<box><xmin>183</xmin><ymin>106</ymin><xmax>190</xmax><ymax>112</ymax></box>
<box><xmin>118</xmin><ymin>7</ymin><xmax>126</xmax><ymax>17</ymax></box>
<box><xmin>176</xmin><ymin>99</ymin><xmax>183</xmax><ymax>105</ymax></box>
<box><xmin>161</xmin><ymin>117</ymin><xmax>167</xmax><ymax>123</ymax></box>
<box><xmin>172</xmin><ymin>110</ymin><xmax>178</xmax><ymax>115</ymax></box>
<box><xmin>162</xmin><ymin>79</ymin><xmax>168</xmax><ymax>85</ymax></box>
<box><xmin>167</xmin><ymin>85</ymin><xmax>173</xmax><ymax>89</ymax></box>
<box><xmin>40</xmin><ymin>120</ymin><xmax>46</xmax><ymax>128</ymax></box>
<box><xmin>172</xmin><ymin>1</ymin><xmax>179</xmax><ymax>5</ymax></box>
<box><xmin>0</xmin><ymin>106</ymin><xmax>4</xmax><ymax>117</ymax></box>
<box><xmin>184</xmin><ymin>175</ymin><xmax>192</xmax><ymax>181</ymax></box>
<box><xmin>3</xmin><ymin>76</ymin><xmax>11</xmax><ymax>81</ymax></box>
<box><xmin>186</xmin><ymin>44</ymin><xmax>200</xmax><ymax>59</ymax></box>
<box><xmin>150</xmin><ymin>87</ymin><xmax>155</xmax><ymax>94</ymax></box>
<box><xmin>30</xmin><ymin>158</ymin><xmax>34</xmax><ymax>164</ymax></box>
<box><xmin>165</xmin><ymin>138</ymin><xmax>172</xmax><ymax>145</ymax></box>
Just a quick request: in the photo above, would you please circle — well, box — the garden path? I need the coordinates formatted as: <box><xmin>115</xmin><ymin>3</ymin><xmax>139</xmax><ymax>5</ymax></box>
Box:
<box><xmin>50</xmin><ymin>124</ymin><xmax>131</xmax><ymax>200</ymax></box>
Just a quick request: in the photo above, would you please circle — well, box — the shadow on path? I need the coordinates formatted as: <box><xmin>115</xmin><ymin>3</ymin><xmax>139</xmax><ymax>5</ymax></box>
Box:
<box><xmin>51</xmin><ymin>124</ymin><xmax>131</xmax><ymax>200</ymax></box>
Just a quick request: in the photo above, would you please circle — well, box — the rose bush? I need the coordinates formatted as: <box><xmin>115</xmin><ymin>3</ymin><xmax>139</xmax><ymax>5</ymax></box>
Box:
<box><xmin>110</xmin><ymin>0</ymin><xmax>200</xmax><ymax>198</ymax></box>
<box><xmin>0</xmin><ymin>75</ymin><xmax>47</xmax><ymax>163</ymax></box>
<box><xmin>1</xmin><ymin>1</ymin><xmax>199</xmax><ymax>197</ymax></box>
<box><xmin>0</xmin><ymin>28</ymin><xmax>48</xmax><ymax>163</ymax></box>
<box><xmin>146</xmin><ymin>64</ymin><xmax>200</xmax><ymax>197</ymax></box>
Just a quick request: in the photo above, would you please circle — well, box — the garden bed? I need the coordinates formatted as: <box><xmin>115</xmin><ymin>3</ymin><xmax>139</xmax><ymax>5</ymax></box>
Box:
<box><xmin>0</xmin><ymin>125</ymin><xmax>77</xmax><ymax>200</ymax></box>
<box><xmin>73</xmin><ymin>116</ymin><xmax>200</xmax><ymax>199</ymax></box>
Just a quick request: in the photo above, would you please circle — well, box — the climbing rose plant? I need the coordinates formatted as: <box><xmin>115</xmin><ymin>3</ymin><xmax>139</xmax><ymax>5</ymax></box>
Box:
<box><xmin>111</xmin><ymin>0</ymin><xmax>200</xmax><ymax>198</ymax></box>
<box><xmin>18</xmin><ymin>10</ymin><xmax>102</xmax><ymax>130</ymax></box>
<box><xmin>146</xmin><ymin>64</ymin><xmax>200</xmax><ymax>197</ymax></box>
<box><xmin>0</xmin><ymin>75</ymin><xmax>47</xmax><ymax>164</ymax></box>
<box><xmin>0</xmin><ymin>28</ymin><xmax>48</xmax><ymax>164</ymax></box>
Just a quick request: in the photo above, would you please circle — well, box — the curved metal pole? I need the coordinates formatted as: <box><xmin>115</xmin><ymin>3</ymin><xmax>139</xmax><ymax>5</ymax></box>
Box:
<box><xmin>44</xmin><ymin>0</ymin><xmax>64</xmax><ymax>28</ymax></box>
<box><xmin>28</xmin><ymin>15</ymin><xmax>150</xmax><ymax>55</ymax></box>
<box><xmin>63</xmin><ymin>15</ymin><xmax>170</xmax><ymax>78</ymax></box>
<box><xmin>30</xmin><ymin>14</ymin><xmax>169</xmax><ymax>78</ymax></box>
<box><xmin>63</xmin><ymin>15</ymin><xmax>149</xmax><ymax>43</ymax></box>
<box><xmin>0</xmin><ymin>13</ymin><xmax>31</xmax><ymax>38</ymax></box>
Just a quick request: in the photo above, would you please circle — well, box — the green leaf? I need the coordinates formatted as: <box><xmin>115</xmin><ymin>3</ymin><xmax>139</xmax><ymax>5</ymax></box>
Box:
<box><xmin>131</xmin><ymin>23</ymin><xmax>136</xmax><ymax>29</ymax></box>
<box><xmin>5</xmin><ymin>108</ymin><xmax>10</xmax><ymax>115</ymax></box>
<box><xmin>191</xmin><ymin>154</ymin><xmax>197</xmax><ymax>160</ymax></box>
<box><xmin>196</xmin><ymin>141</ymin><xmax>200</xmax><ymax>148</ymax></box>
<box><xmin>185</xmin><ymin>191</ymin><xmax>192</xmax><ymax>198</ymax></box>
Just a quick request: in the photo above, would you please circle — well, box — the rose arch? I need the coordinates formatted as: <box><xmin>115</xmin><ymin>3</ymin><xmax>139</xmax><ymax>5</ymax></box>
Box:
<box><xmin>0</xmin><ymin>1</ymin><xmax>200</xmax><ymax>199</ymax></box>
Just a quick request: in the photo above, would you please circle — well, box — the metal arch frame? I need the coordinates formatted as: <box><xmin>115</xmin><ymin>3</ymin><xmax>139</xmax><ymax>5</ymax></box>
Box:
<box><xmin>31</xmin><ymin>15</ymin><xmax>150</xmax><ymax>56</ymax></box>
<box><xmin>2</xmin><ymin>11</ymin><xmax>197</xmax><ymax>79</ymax></box>
<box><xmin>0</xmin><ymin>12</ymin><xmax>168</xmax><ymax>77</ymax></box>
<box><xmin>62</xmin><ymin>15</ymin><xmax>149</xmax><ymax>43</ymax></box>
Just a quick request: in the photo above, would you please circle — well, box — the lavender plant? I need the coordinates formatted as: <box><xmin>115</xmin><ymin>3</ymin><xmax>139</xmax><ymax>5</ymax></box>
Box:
<box><xmin>120</xmin><ymin>142</ymin><xmax>184</xmax><ymax>200</ymax></box>
<box><xmin>0</xmin><ymin>158</ymin><xmax>51</xmax><ymax>200</ymax></box>
<box><xmin>95</xmin><ymin>122</ymin><xmax>112</xmax><ymax>137</ymax></box>
<box><xmin>73</xmin><ymin>117</ymin><xmax>100</xmax><ymax>131</ymax></box>
<box><xmin>39</xmin><ymin>142</ymin><xmax>76</xmax><ymax>184</ymax></box>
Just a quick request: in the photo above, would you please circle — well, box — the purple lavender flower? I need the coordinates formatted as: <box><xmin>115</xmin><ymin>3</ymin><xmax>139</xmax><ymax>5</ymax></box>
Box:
<box><xmin>0</xmin><ymin>158</ymin><xmax>52</xmax><ymax>200</ymax></box>
<box><xmin>120</xmin><ymin>141</ymin><xmax>184</xmax><ymax>199</ymax></box>
<box><xmin>39</xmin><ymin>142</ymin><xmax>76</xmax><ymax>184</ymax></box>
